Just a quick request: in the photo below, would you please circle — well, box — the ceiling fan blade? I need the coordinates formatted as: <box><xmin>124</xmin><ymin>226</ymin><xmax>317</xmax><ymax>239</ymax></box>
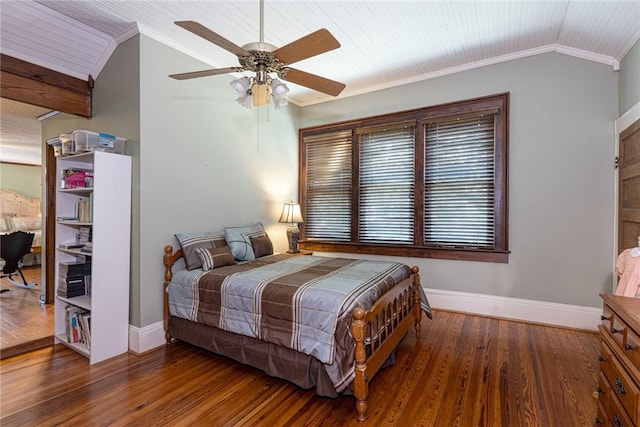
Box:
<box><xmin>284</xmin><ymin>68</ymin><xmax>345</xmax><ymax>97</ymax></box>
<box><xmin>169</xmin><ymin>67</ymin><xmax>244</xmax><ymax>80</ymax></box>
<box><xmin>274</xmin><ymin>29</ymin><xmax>340</xmax><ymax>65</ymax></box>
<box><xmin>175</xmin><ymin>21</ymin><xmax>251</xmax><ymax>57</ymax></box>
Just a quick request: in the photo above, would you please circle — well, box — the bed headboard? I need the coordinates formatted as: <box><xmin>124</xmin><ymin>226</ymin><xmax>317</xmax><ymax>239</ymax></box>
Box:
<box><xmin>0</xmin><ymin>189</ymin><xmax>41</xmax><ymax>218</ymax></box>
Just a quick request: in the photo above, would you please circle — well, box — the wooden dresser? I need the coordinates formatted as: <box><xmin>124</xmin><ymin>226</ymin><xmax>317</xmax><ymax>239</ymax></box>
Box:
<box><xmin>597</xmin><ymin>294</ymin><xmax>640</xmax><ymax>426</ymax></box>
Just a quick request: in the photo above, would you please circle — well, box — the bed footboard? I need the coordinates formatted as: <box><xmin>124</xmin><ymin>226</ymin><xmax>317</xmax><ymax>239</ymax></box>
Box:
<box><xmin>352</xmin><ymin>266</ymin><xmax>421</xmax><ymax>422</ymax></box>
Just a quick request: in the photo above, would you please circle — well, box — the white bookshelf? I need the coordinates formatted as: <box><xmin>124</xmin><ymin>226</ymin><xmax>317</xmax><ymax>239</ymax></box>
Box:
<box><xmin>54</xmin><ymin>151</ymin><xmax>131</xmax><ymax>364</ymax></box>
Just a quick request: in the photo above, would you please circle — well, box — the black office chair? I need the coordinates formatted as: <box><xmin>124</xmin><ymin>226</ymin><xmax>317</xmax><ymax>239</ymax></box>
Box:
<box><xmin>0</xmin><ymin>231</ymin><xmax>37</xmax><ymax>289</ymax></box>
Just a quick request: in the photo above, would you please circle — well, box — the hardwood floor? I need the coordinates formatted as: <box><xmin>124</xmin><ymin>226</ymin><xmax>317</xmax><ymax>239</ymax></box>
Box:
<box><xmin>0</xmin><ymin>310</ymin><xmax>601</xmax><ymax>426</ymax></box>
<box><xmin>0</xmin><ymin>266</ymin><xmax>54</xmax><ymax>359</ymax></box>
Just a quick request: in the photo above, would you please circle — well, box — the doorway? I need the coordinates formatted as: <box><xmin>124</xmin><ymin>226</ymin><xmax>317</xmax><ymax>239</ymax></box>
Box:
<box><xmin>618</xmin><ymin>117</ymin><xmax>640</xmax><ymax>253</ymax></box>
<box><xmin>0</xmin><ymin>98</ymin><xmax>54</xmax><ymax>357</ymax></box>
<box><xmin>1</xmin><ymin>55</ymin><xmax>92</xmax><ymax>357</ymax></box>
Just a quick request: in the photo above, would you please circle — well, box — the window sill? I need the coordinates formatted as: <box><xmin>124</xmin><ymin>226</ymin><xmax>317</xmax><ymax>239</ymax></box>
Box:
<box><xmin>299</xmin><ymin>242</ymin><xmax>509</xmax><ymax>263</ymax></box>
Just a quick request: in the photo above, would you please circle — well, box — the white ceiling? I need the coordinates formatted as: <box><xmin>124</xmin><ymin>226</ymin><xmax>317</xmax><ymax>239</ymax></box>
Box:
<box><xmin>0</xmin><ymin>98</ymin><xmax>49</xmax><ymax>165</ymax></box>
<box><xmin>1</xmin><ymin>0</ymin><xmax>639</xmax><ymax>164</ymax></box>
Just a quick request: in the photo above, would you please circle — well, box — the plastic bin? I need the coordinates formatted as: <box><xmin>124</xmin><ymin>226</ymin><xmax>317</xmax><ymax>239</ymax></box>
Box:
<box><xmin>73</xmin><ymin>130</ymin><xmax>126</xmax><ymax>154</ymax></box>
<box><xmin>59</xmin><ymin>134</ymin><xmax>75</xmax><ymax>156</ymax></box>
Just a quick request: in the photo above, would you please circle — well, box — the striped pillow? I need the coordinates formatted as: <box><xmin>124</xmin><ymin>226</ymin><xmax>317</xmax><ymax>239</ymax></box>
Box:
<box><xmin>224</xmin><ymin>222</ymin><xmax>266</xmax><ymax>261</ymax></box>
<box><xmin>175</xmin><ymin>230</ymin><xmax>226</xmax><ymax>270</ymax></box>
<box><xmin>195</xmin><ymin>246</ymin><xmax>237</xmax><ymax>271</ymax></box>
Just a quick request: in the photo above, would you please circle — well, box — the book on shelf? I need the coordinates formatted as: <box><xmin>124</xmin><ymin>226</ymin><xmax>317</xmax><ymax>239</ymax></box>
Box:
<box><xmin>65</xmin><ymin>305</ymin><xmax>91</xmax><ymax>349</ymax></box>
<box><xmin>85</xmin><ymin>275</ymin><xmax>92</xmax><ymax>297</ymax></box>
<box><xmin>59</xmin><ymin>243</ymin><xmax>84</xmax><ymax>250</ymax></box>
<box><xmin>76</xmin><ymin>199</ymin><xmax>92</xmax><ymax>223</ymax></box>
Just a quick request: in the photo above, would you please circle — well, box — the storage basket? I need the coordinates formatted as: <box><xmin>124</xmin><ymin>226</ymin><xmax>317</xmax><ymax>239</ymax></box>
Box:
<box><xmin>73</xmin><ymin>130</ymin><xmax>126</xmax><ymax>154</ymax></box>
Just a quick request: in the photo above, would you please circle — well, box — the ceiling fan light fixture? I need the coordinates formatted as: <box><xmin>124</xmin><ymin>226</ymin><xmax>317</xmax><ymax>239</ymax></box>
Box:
<box><xmin>271</xmin><ymin>78</ymin><xmax>289</xmax><ymax>108</ymax></box>
<box><xmin>236</xmin><ymin>95</ymin><xmax>253</xmax><ymax>109</ymax></box>
<box><xmin>172</xmin><ymin>6</ymin><xmax>345</xmax><ymax>109</ymax></box>
<box><xmin>272</xmin><ymin>95</ymin><xmax>288</xmax><ymax>109</ymax></box>
<box><xmin>230</xmin><ymin>76</ymin><xmax>251</xmax><ymax>94</ymax></box>
<box><xmin>271</xmin><ymin>78</ymin><xmax>288</xmax><ymax>96</ymax></box>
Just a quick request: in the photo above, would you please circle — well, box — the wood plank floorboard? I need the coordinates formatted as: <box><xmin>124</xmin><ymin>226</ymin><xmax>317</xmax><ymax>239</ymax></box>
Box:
<box><xmin>0</xmin><ymin>310</ymin><xmax>600</xmax><ymax>426</ymax></box>
<box><xmin>0</xmin><ymin>265</ymin><xmax>53</xmax><ymax>359</ymax></box>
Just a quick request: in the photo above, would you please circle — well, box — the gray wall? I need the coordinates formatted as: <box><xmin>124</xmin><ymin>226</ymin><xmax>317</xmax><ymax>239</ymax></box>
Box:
<box><xmin>619</xmin><ymin>38</ymin><xmax>640</xmax><ymax>114</ymax></box>
<box><xmin>43</xmin><ymin>35</ymin><xmax>141</xmax><ymax>321</ymax></box>
<box><xmin>302</xmin><ymin>53</ymin><xmax>618</xmax><ymax>308</ymax></box>
<box><xmin>137</xmin><ymin>35</ymin><xmax>301</xmax><ymax>327</ymax></box>
<box><xmin>0</xmin><ymin>162</ymin><xmax>41</xmax><ymax>198</ymax></box>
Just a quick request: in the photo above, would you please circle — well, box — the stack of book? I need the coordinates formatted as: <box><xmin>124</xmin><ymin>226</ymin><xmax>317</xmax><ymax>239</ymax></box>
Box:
<box><xmin>58</xmin><ymin>261</ymin><xmax>88</xmax><ymax>298</ymax></box>
<box><xmin>61</xmin><ymin>168</ymin><xmax>93</xmax><ymax>189</ymax></box>
<box><xmin>77</xmin><ymin>227</ymin><xmax>91</xmax><ymax>245</ymax></box>
<box><xmin>65</xmin><ymin>305</ymin><xmax>91</xmax><ymax>349</ymax></box>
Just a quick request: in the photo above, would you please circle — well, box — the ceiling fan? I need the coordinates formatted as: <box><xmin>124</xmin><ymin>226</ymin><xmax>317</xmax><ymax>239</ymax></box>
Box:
<box><xmin>169</xmin><ymin>0</ymin><xmax>346</xmax><ymax>107</ymax></box>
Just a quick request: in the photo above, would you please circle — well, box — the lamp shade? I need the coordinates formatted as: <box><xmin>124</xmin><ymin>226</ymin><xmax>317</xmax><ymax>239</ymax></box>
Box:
<box><xmin>279</xmin><ymin>202</ymin><xmax>303</xmax><ymax>225</ymax></box>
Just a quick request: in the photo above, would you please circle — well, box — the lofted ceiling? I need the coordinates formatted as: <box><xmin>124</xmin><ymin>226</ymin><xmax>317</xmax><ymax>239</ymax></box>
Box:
<box><xmin>1</xmin><ymin>0</ymin><xmax>639</xmax><ymax>164</ymax></box>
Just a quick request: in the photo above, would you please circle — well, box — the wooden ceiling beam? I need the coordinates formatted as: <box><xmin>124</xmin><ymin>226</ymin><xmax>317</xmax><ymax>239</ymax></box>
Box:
<box><xmin>0</xmin><ymin>54</ymin><xmax>92</xmax><ymax>118</ymax></box>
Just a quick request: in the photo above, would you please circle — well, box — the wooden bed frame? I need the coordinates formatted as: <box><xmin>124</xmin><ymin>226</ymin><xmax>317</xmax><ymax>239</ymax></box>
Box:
<box><xmin>163</xmin><ymin>245</ymin><xmax>422</xmax><ymax>422</ymax></box>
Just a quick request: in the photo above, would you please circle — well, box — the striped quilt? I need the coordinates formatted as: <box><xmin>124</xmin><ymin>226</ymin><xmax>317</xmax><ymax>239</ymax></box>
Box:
<box><xmin>179</xmin><ymin>254</ymin><xmax>429</xmax><ymax>390</ymax></box>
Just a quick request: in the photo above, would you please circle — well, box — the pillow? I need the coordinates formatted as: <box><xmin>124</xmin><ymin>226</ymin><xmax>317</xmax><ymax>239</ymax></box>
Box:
<box><xmin>224</xmin><ymin>222</ymin><xmax>267</xmax><ymax>261</ymax></box>
<box><xmin>195</xmin><ymin>246</ymin><xmax>237</xmax><ymax>271</ymax></box>
<box><xmin>175</xmin><ymin>230</ymin><xmax>227</xmax><ymax>270</ymax></box>
<box><xmin>250</xmin><ymin>234</ymin><xmax>273</xmax><ymax>258</ymax></box>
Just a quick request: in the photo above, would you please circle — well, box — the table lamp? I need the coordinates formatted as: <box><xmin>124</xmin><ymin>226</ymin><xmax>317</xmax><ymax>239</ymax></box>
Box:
<box><xmin>279</xmin><ymin>201</ymin><xmax>303</xmax><ymax>253</ymax></box>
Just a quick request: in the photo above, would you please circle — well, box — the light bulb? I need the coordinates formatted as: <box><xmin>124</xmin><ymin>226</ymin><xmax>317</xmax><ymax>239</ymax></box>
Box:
<box><xmin>273</xmin><ymin>96</ymin><xmax>288</xmax><ymax>109</ymax></box>
<box><xmin>270</xmin><ymin>79</ymin><xmax>289</xmax><ymax>96</ymax></box>
<box><xmin>230</xmin><ymin>77</ymin><xmax>251</xmax><ymax>94</ymax></box>
<box><xmin>236</xmin><ymin>93</ymin><xmax>252</xmax><ymax>109</ymax></box>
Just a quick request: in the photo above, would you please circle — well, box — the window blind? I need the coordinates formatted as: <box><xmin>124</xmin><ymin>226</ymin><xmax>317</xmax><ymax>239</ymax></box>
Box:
<box><xmin>424</xmin><ymin>114</ymin><xmax>495</xmax><ymax>248</ymax></box>
<box><xmin>358</xmin><ymin>125</ymin><xmax>415</xmax><ymax>243</ymax></box>
<box><xmin>303</xmin><ymin>130</ymin><xmax>352</xmax><ymax>241</ymax></box>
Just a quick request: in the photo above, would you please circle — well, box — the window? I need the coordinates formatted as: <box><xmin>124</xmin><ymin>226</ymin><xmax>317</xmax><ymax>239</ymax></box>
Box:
<box><xmin>299</xmin><ymin>93</ymin><xmax>509</xmax><ymax>263</ymax></box>
<box><xmin>358</xmin><ymin>123</ymin><xmax>415</xmax><ymax>244</ymax></box>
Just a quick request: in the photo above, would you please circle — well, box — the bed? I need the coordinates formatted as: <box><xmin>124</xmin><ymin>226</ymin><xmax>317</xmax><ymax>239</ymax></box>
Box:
<box><xmin>162</xmin><ymin>223</ymin><xmax>431</xmax><ymax>422</ymax></box>
<box><xmin>0</xmin><ymin>189</ymin><xmax>42</xmax><ymax>264</ymax></box>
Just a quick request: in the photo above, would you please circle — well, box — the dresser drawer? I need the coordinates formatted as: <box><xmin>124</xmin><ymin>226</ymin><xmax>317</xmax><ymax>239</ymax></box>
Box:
<box><xmin>610</xmin><ymin>311</ymin><xmax>631</xmax><ymax>350</ymax></box>
<box><xmin>599</xmin><ymin>371</ymin><xmax>611</xmax><ymax>413</ymax></box>
<box><xmin>595</xmin><ymin>400</ymin><xmax>608</xmax><ymax>425</ymax></box>
<box><xmin>603</xmin><ymin>303</ymin><xmax>616</xmax><ymax>333</ymax></box>
<box><xmin>608</xmin><ymin>388</ymin><xmax>636</xmax><ymax>427</ymax></box>
<box><xmin>608</xmin><ymin>354</ymin><xmax>640</xmax><ymax>422</ymax></box>
<box><xmin>625</xmin><ymin>327</ymin><xmax>640</xmax><ymax>371</ymax></box>
<box><xmin>602</xmin><ymin>342</ymin><xmax>615</xmax><ymax>384</ymax></box>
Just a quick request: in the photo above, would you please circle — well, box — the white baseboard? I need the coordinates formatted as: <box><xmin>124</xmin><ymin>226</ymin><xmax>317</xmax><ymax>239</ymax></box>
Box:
<box><xmin>128</xmin><ymin>321</ymin><xmax>166</xmax><ymax>354</ymax></box>
<box><xmin>127</xmin><ymin>289</ymin><xmax>601</xmax><ymax>354</ymax></box>
<box><xmin>425</xmin><ymin>288</ymin><xmax>601</xmax><ymax>331</ymax></box>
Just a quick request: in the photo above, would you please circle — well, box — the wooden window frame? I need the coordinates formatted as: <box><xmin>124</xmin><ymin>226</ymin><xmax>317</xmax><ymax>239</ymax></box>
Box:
<box><xmin>298</xmin><ymin>93</ymin><xmax>509</xmax><ymax>263</ymax></box>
